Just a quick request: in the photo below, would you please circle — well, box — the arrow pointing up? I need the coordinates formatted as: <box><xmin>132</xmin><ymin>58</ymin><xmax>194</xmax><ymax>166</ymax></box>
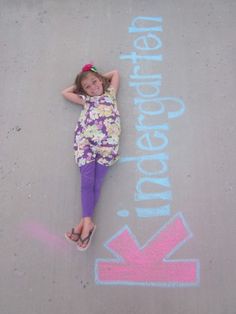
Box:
<box><xmin>95</xmin><ymin>212</ymin><xmax>200</xmax><ymax>287</ymax></box>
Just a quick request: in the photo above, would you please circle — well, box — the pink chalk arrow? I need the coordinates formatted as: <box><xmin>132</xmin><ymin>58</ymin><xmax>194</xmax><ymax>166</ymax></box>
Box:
<box><xmin>95</xmin><ymin>212</ymin><xmax>199</xmax><ymax>287</ymax></box>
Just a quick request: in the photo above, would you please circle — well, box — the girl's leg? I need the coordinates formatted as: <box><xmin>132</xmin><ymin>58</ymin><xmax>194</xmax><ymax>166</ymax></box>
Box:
<box><xmin>80</xmin><ymin>161</ymin><xmax>109</xmax><ymax>215</ymax></box>
<box><xmin>94</xmin><ymin>162</ymin><xmax>109</xmax><ymax>206</ymax></box>
<box><xmin>78</xmin><ymin>161</ymin><xmax>96</xmax><ymax>249</ymax></box>
<box><xmin>80</xmin><ymin>161</ymin><xmax>96</xmax><ymax>218</ymax></box>
<box><xmin>77</xmin><ymin>161</ymin><xmax>108</xmax><ymax>250</ymax></box>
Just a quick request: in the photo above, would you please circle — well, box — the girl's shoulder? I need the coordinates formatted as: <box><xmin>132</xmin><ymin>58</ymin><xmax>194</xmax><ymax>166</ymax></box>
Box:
<box><xmin>104</xmin><ymin>86</ymin><xmax>116</xmax><ymax>98</ymax></box>
<box><xmin>79</xmin><ymin>94</ymin><xmax>91</xmax><ymax>102</ymax></box>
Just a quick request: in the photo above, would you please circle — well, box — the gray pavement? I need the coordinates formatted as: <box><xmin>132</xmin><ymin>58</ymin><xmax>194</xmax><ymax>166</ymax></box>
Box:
<box><xmin>1</xmin><ymin>1</ymin><xmax>236</xmax><ymax>313</ymax></box>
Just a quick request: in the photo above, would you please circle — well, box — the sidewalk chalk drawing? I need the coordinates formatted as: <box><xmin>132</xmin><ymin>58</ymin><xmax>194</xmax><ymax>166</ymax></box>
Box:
<box><xmin>22</xmin><ymin>220</ymin><xmax>67</xmax><ymax>252</ymax></box>
<box><xmin>96</xmin><ymin>213</ymin><xmax>199</xmax><ymax>287</ymax></box>
<box><xmin>95</xmin><ymin>16</ymin><xmax>200</xmax><ymax>287</ymax></box>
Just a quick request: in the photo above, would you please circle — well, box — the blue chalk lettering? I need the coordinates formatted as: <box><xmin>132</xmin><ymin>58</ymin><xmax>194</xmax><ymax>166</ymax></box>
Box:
<box><xmin>157</xmin><ymin>97</ymin><xmax>186</xmax><ymax>119</ymax></box>
<box><xmin>134</xmin><ymin>33</ymin><xmax>162</xmax><ymax>51</ymax></box>
<box><xmin>136</xmin><ymin>117</ymin><xmax>169</xmax><ymax>132</ymax></box>
<box><xmin>137</xmin><ymin>155</ymin><xmax>168</xmax><ymax>175</ymax></box>
<box><xmin>135</xmin><ymin>177</ymin><xmax>172</xmax><ymax>201</ymax></box>
<box><xmin>130</xmin><ymin>65</ymin><xmax>162</xmax><ymax>80</ymax></box>
<box><xmin>129</xmin><ymin>16</ymin><xmax>163</xmax><ymax>33</ymax></box>
<box><xmin>137</xmin><ymin>177</ymin><xmax>171</xmax><ymax>189</ymax></box>
<box><xmin>120</xmin><ymin>52</ymin><xmax>163</xmax><ymax>64</ymax></box>
<box><xmin>135</xmin><ymin>190</ymin><xmax>172</xmax><ymax>201</ymax></box>
<box><xmin>134</xmin><ymin>97</ymin><xmax>165</xmax><ymax>116</ymax></box>
<box><xmin>129</xmin><ymin>81</ymin><xmax>161</xmax><ymax>98</ymax></box>
<box><xmin>117</xmin><ymin>210</ymin><xmax>130</xmax><ymax>217</ymax></box>
<box><xmin>119</xmin><ymin>152</ymin><xmax>169</xmax><ymax>175</ymax></box>
<box><xmin>136</xmin><ymin>205</ymin><xmax>171</xmax><ymax>217</ymax></box>
<box><xmin>136</xmin><ymin>131</ymin><xmax>168</xmax><ymax>151</ymax></box>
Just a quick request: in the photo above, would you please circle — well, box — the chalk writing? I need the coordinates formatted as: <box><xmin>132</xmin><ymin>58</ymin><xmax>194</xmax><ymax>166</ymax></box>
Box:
<box><xmin>96</xmin><ymin>16</ymin><xmax>200</xmax><ymax>287</ymax></box>
<box><xmin>96</xmin><ymin>213</ymin><xmax>200</xmax><ymax>287</ymax></box>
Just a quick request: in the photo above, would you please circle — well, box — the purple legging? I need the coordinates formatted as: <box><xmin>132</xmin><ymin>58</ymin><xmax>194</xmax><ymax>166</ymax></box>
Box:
<box><xmin>80</xmin><ymin>161</ymin><xmax>109</xmax><ymax>218</ymax></box>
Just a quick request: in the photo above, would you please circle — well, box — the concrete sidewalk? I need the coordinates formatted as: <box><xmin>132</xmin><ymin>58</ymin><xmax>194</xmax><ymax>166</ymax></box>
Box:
<box><xmin>1</xmin><ymin>1</ymin><xmax>236</xmax><ymax>313</ymax></box>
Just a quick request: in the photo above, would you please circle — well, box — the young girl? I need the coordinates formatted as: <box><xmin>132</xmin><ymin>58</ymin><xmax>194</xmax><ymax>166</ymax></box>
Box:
<box><xmin>62</xmin><ymin>64</ymin><xmax>121</xmax><ymax>251</ymax></box>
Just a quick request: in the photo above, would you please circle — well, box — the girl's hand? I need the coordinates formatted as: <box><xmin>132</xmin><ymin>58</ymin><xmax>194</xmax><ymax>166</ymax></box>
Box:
<box><xmin>103</xmin><ymin>70</ymin><xmax>120</xmax><ymax>95</ymax></box>
<box><xmin>61</xmin><ymin>85</ymin><xmax>86</xmax><ymax>105</ymax></box>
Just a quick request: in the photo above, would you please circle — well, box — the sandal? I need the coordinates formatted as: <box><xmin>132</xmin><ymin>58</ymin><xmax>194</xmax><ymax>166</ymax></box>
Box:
<box><xmin>64</xmin><ymin>228</ymin><xmax>81</xmax><ymax>243</ymax></box>
<box><xmin>77</xmin><ymin>225</ymin><xmax>96</xmax><ymax>252</ymax></box>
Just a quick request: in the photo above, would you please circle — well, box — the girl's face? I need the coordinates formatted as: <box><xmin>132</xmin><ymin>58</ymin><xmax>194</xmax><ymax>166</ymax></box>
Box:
<box><xmin>81</xmin><ymin>72</ymin><xmax>103</xmax><ymax>96</ymax></box>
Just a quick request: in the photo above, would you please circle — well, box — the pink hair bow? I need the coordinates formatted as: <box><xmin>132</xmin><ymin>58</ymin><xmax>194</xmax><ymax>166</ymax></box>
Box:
<box><xmin>81</xmin><ymin>64</ymin><xmax>97</xmax><ymax>73</ymax></box>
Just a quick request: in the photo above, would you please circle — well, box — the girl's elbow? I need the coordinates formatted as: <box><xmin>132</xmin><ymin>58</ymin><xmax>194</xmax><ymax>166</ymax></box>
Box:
<box><xmin>113</xmin><ymin>70</ymin><xmax>119</xmax><ymax>77</ymax></box>
<box><xmin>61</xmin><ymin>90</ymin><xmax>67</xmax><ymax>98</ymax></box>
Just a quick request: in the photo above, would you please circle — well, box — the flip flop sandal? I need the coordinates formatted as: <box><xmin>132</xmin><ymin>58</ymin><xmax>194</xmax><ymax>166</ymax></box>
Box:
<box><xmin>77</xmin><ymin>225</ymin><xmax>96</xmax><ymax>252</ymax></box>
<box><xmin>64</xmin><ymin>228</ymin><xmax>81</xmax><ymax>243</ymax></box>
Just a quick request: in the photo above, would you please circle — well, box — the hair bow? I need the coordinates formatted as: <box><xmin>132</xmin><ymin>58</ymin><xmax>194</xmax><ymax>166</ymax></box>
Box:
<box><xmin>81</xmin><ymin>64</ymin><xmax>97</xmax><ymax>73</ymax></box>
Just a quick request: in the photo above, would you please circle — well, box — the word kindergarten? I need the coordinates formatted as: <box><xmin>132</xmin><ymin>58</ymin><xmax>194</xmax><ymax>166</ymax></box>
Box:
<box><xmin>95</xmin><ymin>16</ymin><xmax>200</xmax><ymax>287</ymax></box>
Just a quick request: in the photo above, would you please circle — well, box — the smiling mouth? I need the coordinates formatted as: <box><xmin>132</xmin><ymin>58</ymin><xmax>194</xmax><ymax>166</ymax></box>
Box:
<box><xmin>93</xmin><ymin>88</ymin><xmax>102</xmax><ymax>94</ymax></box>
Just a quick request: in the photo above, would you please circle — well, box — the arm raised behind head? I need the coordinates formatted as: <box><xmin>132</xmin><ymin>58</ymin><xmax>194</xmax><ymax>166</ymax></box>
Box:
<box><xmin>103</xmin><ymin>70</ymin><xmax>120</xmax><ymax>95</ymax></box>
<box><xmin>61</xmin><ymin>85</ymin><xmax>85</xmax><ymax>105</ymax></box>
